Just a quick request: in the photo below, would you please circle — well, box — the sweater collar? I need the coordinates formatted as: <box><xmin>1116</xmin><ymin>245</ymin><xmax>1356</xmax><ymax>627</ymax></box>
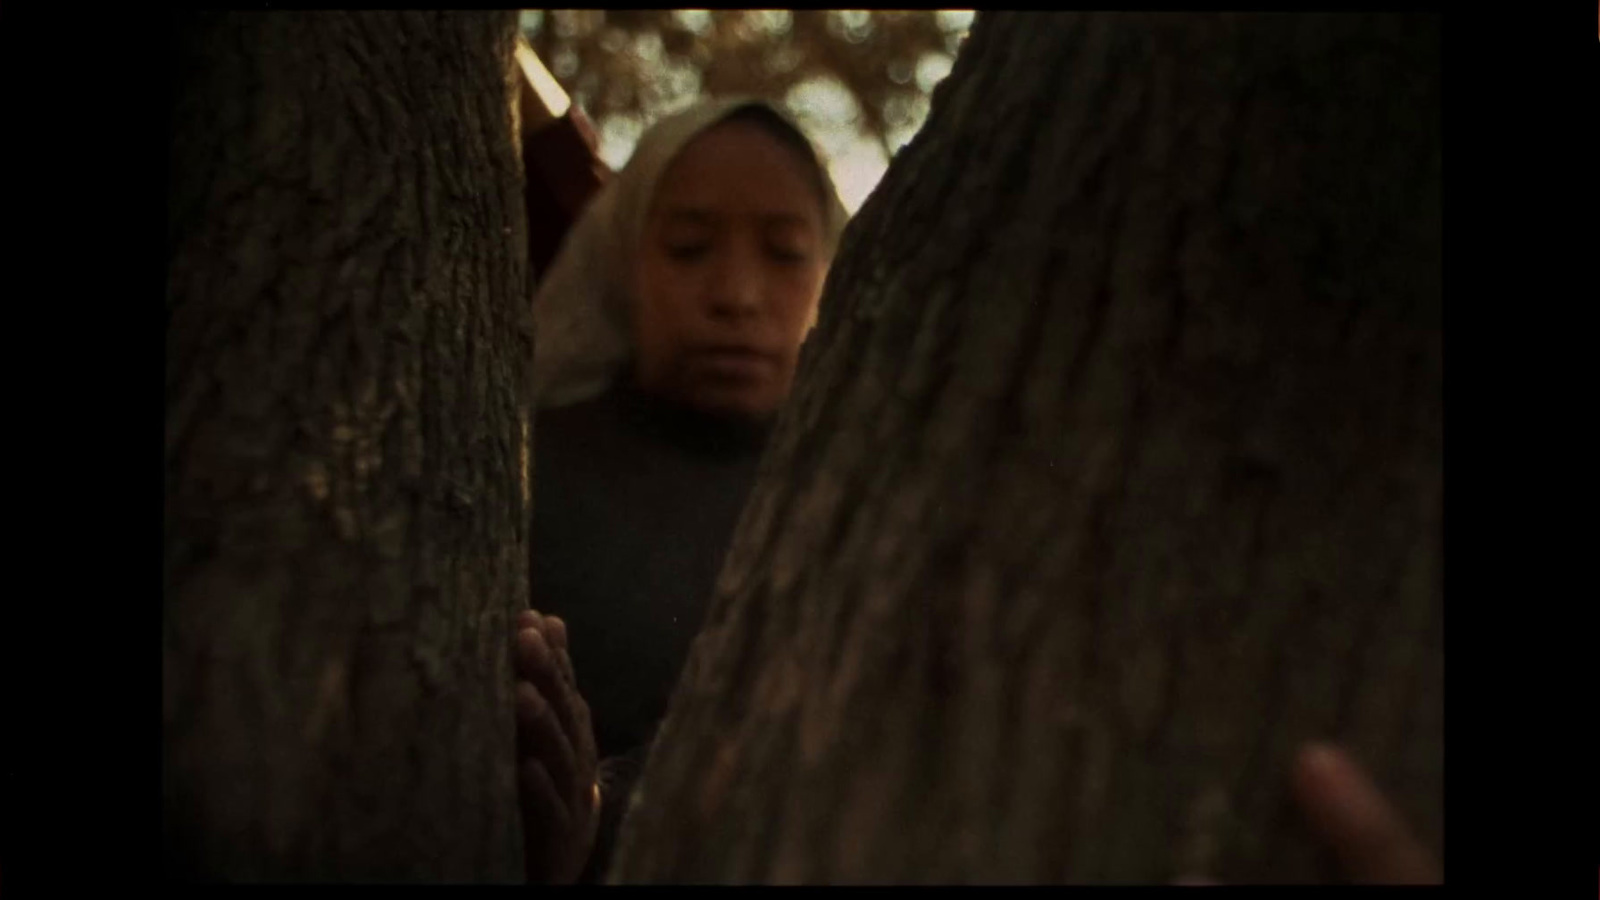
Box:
<box><xmin>612</xmin><ymin>380</ymin><xmax>772</xmax><ymax>460</ymax></box>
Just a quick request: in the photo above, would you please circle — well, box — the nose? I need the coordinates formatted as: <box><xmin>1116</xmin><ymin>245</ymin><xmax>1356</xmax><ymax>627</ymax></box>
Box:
<box><xmin>706</xmin><ymin>248</ymin><xmax>763</xmax><ymax>321</ymax></box>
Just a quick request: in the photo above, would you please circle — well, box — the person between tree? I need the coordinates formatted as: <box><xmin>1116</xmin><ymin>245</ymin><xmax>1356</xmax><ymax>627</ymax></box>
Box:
<box><xmin>510</xmin><ymin>96</ymin><xmax>843</xmax><ymax>883</ymax></box>
<box><xmin>507</xmin><ymin>97</ymin><xmax>1439</xmax><ymax>885</ymax></box>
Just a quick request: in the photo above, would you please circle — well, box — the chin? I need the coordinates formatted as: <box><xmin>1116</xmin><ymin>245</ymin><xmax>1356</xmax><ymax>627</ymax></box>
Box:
<box><xmin>684</xmin><ymin>383</ymin><xmax>781</xmax><ymax>421</ymax></box>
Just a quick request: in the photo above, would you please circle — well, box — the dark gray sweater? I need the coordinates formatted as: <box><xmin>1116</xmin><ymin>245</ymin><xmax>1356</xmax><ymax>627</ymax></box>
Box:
<box><xmin>531</xmin><ymin>383</ymin><xmax>769</xmax><ymax>880</ymax></box>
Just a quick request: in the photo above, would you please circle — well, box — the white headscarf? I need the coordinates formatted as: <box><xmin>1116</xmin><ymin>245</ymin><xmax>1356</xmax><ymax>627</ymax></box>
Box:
<box><xmin>532</xmin><ymin>96</ymin><xmax>851</xmax><ymax>409</ymax></box>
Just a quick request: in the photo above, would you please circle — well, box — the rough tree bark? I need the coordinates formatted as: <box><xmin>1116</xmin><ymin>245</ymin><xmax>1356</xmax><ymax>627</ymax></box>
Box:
<box><xmin>611</xmin><ymin>13</ymin><xmax>1441</xmax><ymax>884</ymax></box>
<box><xmin>165</xmin><ymin>12</ymin><xmax>532</xmax><ymax>881</ymax></box>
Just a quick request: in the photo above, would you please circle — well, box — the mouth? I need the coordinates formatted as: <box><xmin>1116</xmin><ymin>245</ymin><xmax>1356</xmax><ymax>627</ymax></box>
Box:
<box><xmin>688</xmin><ymin>346</ymin><xmax>778</xmax><ymax>381</ymax></box>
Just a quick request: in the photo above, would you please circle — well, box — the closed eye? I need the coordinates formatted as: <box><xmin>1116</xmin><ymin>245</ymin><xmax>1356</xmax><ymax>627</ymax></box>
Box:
<box><xmin>665</xmin><ymin>243</ymin><xmax>711</xmax><ymax>262</ymax></box>
<box><xmin>766</xmin><ymin>246</ymin><xmax>809</xmax><ymax>264</ymax></box>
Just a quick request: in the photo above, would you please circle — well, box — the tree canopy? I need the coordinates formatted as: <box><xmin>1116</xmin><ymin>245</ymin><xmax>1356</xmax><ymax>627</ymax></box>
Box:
<box><xmin>521</xmin><ymin>9</ymin><xmax>975</xmax><ymax>211</ymax></box>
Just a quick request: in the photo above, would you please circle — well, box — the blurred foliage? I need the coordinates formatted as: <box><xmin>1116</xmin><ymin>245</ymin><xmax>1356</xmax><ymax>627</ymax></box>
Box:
<box><xmin>521</xmin><ymin>10</ymin><xmax>975</xmax><ymax>168</ymax></box>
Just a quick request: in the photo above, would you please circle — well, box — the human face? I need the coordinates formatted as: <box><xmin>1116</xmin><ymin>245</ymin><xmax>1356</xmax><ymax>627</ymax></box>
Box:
<box><xmin>633</xmin><ymin>118</ymin><xmax>830</xmax><ymax>419</ymax></box>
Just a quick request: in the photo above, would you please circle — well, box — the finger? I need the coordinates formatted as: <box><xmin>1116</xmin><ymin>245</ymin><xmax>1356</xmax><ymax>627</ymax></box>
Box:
<box><xmin>545</xmin><ymin>779</ymin><xmax>602</xmax><ymax>885</ymax></box>
<box><xmin>514</xmin><ymin>618</ymin><xmax>557</xmax><ymax>680</ymax></box>
<box><xmin>570</xmin><ymin>780</ymin><xmax>602</xmax><ymax>880</ymax></box>
<box><xmin>519</xmin><ymin>756</ymin><xmax>571</xmax><ymax>838</ymax></box>
<box><xmin>519</xmin><ymin>757</ymin><xmax>572</xmax><ymax>882</ymax></box>
<box><xmin>517</xmin><ymin>609</ymin><xmax>545</xmax><ymax>633</ymax></box>
<box><xmin>1292</xmin><ymin>744</ymin><xmax>1441</xmax><ymax>885</ymax></box>
<box><xmin>543</xmin><ymin>616</ymin><xmax>580</xmax><ymax>689</ymax></box>
<box><xmin>552</xmin><ymin>645</ymin><xmax>578</xmax><ymax>691</ymax></box>
<box><xmin>569</xmin><ymin>693</ymin><xmax>598</xmax><ymax>788</ymax></box>
<box><xmin>517</xmin><ymin>681</ymin><xmax>584</xmax><ymax>818</ymax></box>
<box><xmin>542</xmin><ymin>615</ymin><xmax>568</xmax><ymax>653</ymax></box>
<box><xmin>516</xmin><ymin>627</ymin><xmax>583</xmax><ymax>744</ymax></box>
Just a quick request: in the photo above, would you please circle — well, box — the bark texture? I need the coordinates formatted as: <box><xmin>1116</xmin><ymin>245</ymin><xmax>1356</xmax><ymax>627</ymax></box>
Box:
<box><xmin>165</xmin><ymin>12</ymin><xmax>532</xmax><ymax>881</ymax></box>
<box><xmin>611</xmin><ymin>12</ymin><xmax>1441</xmax><ymax>884</ymax></box>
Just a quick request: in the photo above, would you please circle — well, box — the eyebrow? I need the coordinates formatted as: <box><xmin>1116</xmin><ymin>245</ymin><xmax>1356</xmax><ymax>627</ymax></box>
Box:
<box><xmin>660</xmin><ymin>207</ymin><xmax>814</xmax><ymax>229</ymax></box>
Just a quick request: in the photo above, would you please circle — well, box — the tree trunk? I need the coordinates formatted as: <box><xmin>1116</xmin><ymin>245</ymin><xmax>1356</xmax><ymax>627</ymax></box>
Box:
<box><xmin>165</xmin><ymin>12</ymin><xmax>531</xmax><ymax>881</ymax></box>
<box><xmin>610</xmin><ymin>12</ymin><xmax>1440</xmax><ymax>884</ymax></box>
